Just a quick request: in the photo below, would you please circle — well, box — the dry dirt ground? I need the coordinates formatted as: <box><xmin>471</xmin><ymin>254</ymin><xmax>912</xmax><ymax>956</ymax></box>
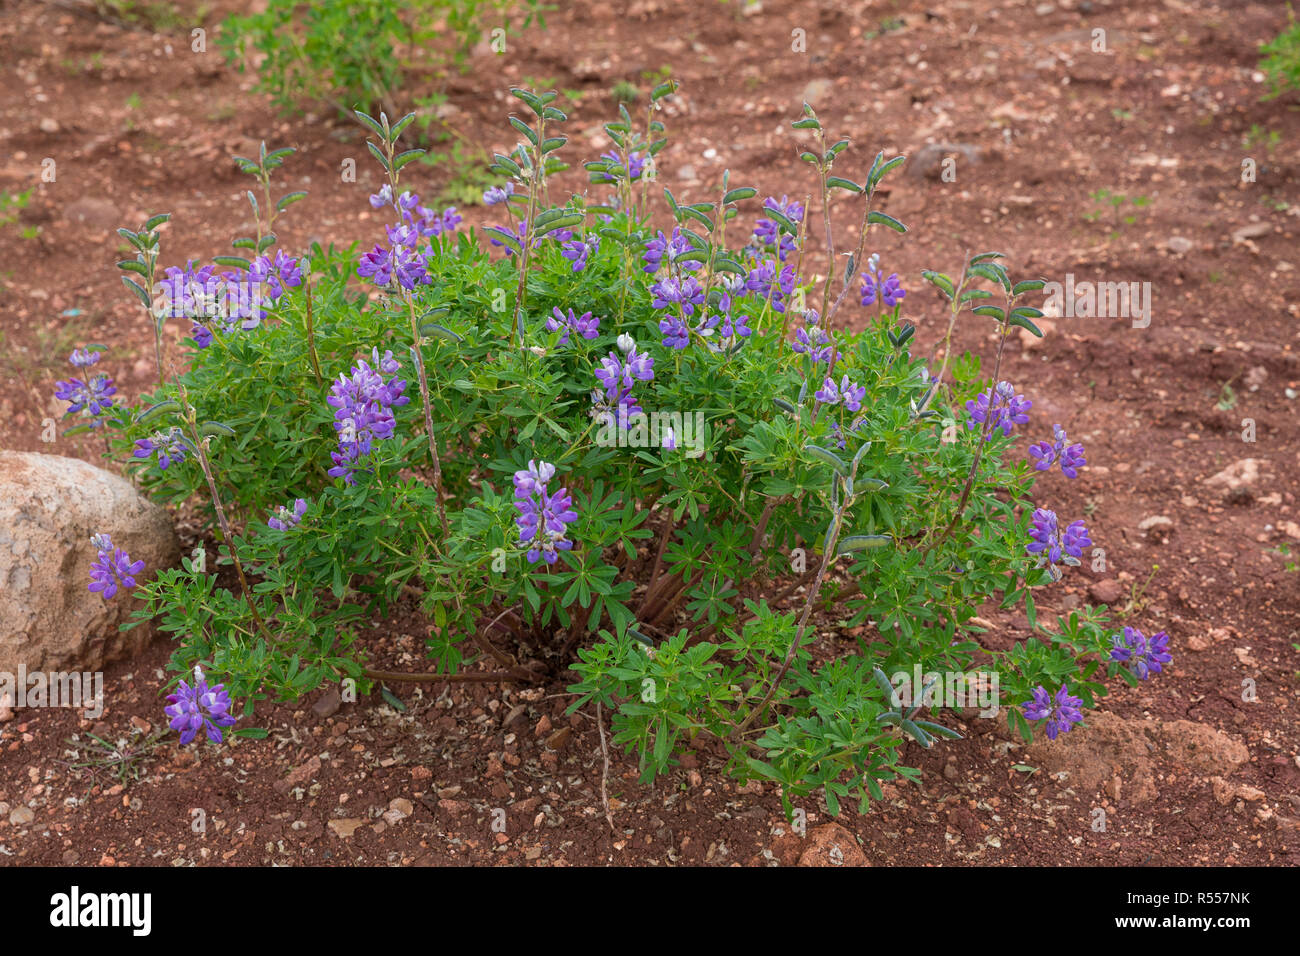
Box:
<box><xmin>0</xmin><ymin>0</ymin><xmax>1298</xmax><ymax>866</ymax></box>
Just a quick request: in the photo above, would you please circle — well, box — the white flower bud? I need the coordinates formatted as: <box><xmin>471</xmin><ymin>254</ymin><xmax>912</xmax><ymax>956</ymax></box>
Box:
<box><xmin>617</xmin><ymin>333</ymin><xmax>635</xmax><ymax>353</ymax></box>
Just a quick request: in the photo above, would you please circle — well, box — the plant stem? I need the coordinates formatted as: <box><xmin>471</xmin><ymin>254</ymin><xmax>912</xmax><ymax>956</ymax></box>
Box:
<box><xmin>405</xmin><ymin>293</ymin><xmax>451</xmax><ymax>539</ymax></box>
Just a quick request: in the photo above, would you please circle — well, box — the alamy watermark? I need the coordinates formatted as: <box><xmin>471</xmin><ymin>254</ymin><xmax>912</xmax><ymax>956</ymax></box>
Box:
<box><xmin>1042</xmin><ymin>274</ymin><xmax>1152</xmax><ymax>329</ymax></box>
<box><xmin>0</xmin><ymin>666</ymin><xmax>103</xmax><ymax>718</ymax></box>
<box><xmin>594</xmin><ymin>408</ymin><xmax>706</xmax><ymax>458</ymax></box>
<box><xmin>889</xmin><ymin>665</ymin><xmax>999</xmax><ymax>717</ymax></box>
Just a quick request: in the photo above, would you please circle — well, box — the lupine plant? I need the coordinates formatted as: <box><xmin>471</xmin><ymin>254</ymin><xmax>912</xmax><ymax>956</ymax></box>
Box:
<box><xmin>68</xmin><ymin>88</ymin><xmax>1171</xmax><ymax>812</ymax></box>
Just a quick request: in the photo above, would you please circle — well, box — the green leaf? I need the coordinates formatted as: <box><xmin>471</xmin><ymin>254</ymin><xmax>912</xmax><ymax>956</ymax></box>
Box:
<box><xmin>391</xmin><ymin>113</ymin><xmax>416</xmax><ymax>140</ymax></box>
<box><xmin>1008</xmin><ymin>312</ymin><xmax>1043</xmax><ymax>337</ymax></box>
<box><xmin>419</xmin><ymin>323</ymin><xmax>463</xmax><ymax>343</ymax></box>
<box><xmin>354</xmin><ymin>110</ymin><xmax>387</xmax><ymax>140</ymax></box>
<box><xmin>837</xmin><ymin>534</ymin><xmax>893</xmax><ymax>554</ymax></box>
<box><xmin>921</xmin><ymin>270</ymin><xmax>954</xmax><ymax>298</ymax></box>
<box><xmin>825</xmin><ymin>176</ymin><xmax>863</xmax><ymax>194</ymax></box>
<box><xmin>233</xmin><ymin>727</ymin><xmax>269</xmax><ymax>739</ymax></box>
<box><xmin>901</xmin><ymin>718</ymin><xmax>933</xmax><ymax>748</ymax></box>
<box><xmin>804</xmin><ymin>443</ymin><xmax>848</xmax><ymax>475</ymax></box>
<box><xmin>868</xmin><ymin>155</ymin><xmax>906</xmax><ymax>188</ymax></box>
<box><xmin>200</xmin><ymin>421</ymin><xmax>236</xmax><ymax>438</ymax></box>
<box><xmin>276</xmin><ymin>191</ymin><xmax>308</xmax><ymax>211</ymax></box>
<box><xmin>392</xmin><ymin>149</ymin><xmax>425</xmax><ymax>171</ymax></box>
<box><xmin>136</xmin><ymin>400</ymin><xmax>181</xmax><ymax>423</ymax></box>
<box><xmin>723</xmin><ymin>187</ymin><xmax>757</xmax><ymax>204</ymax></box>
<box><xmin>213</xmin><ymin>255</ymin><xmax>251</xmax><ymax>269</ymax></box>
<box><xmin>1013</xmin><ymin>279</ymin><xmax>1046</xmax><ymax>296</ymax></box>
<box><xmin>867</xmin><ymin>210</ymin><xmax>907</xmax><ymax>233</ymax></box>
<box><xmin>509</xmin><ymin>116</ymin><xmax>538</xmax><ymax>144</ymax></box>
<box><xmin>380</xmin><ymin>685</ymin><xmax>407</xmax><ymax>712</ymax></box>
<box><xmin>121</xmin><ymin>276</ymin><xmax>151</xmax><ymax>309</ymax></box>
<box><xmin>142</xmin><ymin>213</ymin><xmax>171</xmax><ymax>231</ymax></box>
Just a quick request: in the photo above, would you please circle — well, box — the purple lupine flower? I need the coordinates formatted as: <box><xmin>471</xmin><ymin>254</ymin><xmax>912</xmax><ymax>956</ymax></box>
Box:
<box><xmin>268</xmin><ymin>498</ymin><xmax>309</xmax><ymax>531</ymax></box>
<box><xmin>651</xmin><ymin>276</ymin><xmax>706</xmax><ymax>317</ymax></box>
<box><xmin>1109</xmin><ymin>627</ymin><xmax>1173</xmax><ymax>680</ymax></box>
<box><xmin>561</xmin><ymin>234</ymin><xmax>599</xmax><ymax>272</ymax></box>
<box><xmin>1027</xmin><ymin>508</ymin><xmax>1091</xmax><ymax>576</ymax></box>
<box><xmin>814</xmin><ymin>375</ymin><xmax>865</xmax><ymax>411</ymax></box>
<box><xmin>88</xmin><ymin>533</ymin><xmax>145</xmax><ymax>600</ymax></box>
<box><xmin>966</xmin><ymin>381</ymin><xmax>1032</xmax><ymax>438</ymax></box>
<box><xmin>357</xmin><ymin>223</ymin><xmax>430</xmax><ymax>291</ymax></box>
<box><xmin>753</xmin><ymin>195</ymin><xmax>803</xmax><ymax>261</ymax></box>
<box><xmin>483</xmin><ymin>182</ymin><xmax>515</xmax><ymax>206</ymax></box>
<box><xmin>369</xmin><ymin>184</ymin><xmax>394</xmax><ymax>209</ymax></box>
<box><xmin>160</xmin><ymin>260</ymin><xmax>219</xmax><ymax>318</ymax></box>
<box><xmin>164</xmin><ymin>667</ymin><xmax>237</xmax><ymax>745</ymax></box>
<box><xmin>658</xmin><ymin>313</ymin><xmax>691</xmax><ymax>350</ymax></box>
<box><xmin>69</xmin><ymin>348</ymin><xmax>100</xmax><ymax>368</ymax></box>
<box><xmin>642</xmin><ymin>227</ymin><xmax>700</xmax><ymax>275</ymax></box>
<box><xmin>592</xmin><ymin>346</ymin><xmax>654</xmax><ymax>429</ymax></box>
<box><xmin>54</xmin><ymin>353</ymin><xmax>117</xmax><ymax>423</ymax></box>
<box><xmin>326</xmin><ymin>354</ymin><xmax>409</xmax><ymax>484</ymax></box>
<box><xmin>661</xmin><ymin>427</ymin><xmax>677</xmax><ymax>450</ymax></box>
<box><xmin>706</xmin><ymin>311</ymin><xmax>752</xmax><ymax>347</ymax></box>
<box><xmin>814</xmin><ymin>376</ymin><xmax>841</xmax><ymax>405</ymax></box>
<box><xmin>791</xmin><ymin>313</ymin><xmax>841</xmax><ymax>365</ymax></box>
<box><xmin>248</xmin><ymin>251</ymin><xmax>303</xmax><ymax>302</ymax></box>
<box><xmin>592</xmin><ymin>149</ymin><xmax>646</xmax><ymax>184</ymax></box>
<box><xmin>357</xmin><ymin>244</ymin><xmax>393</xmax><ymax>285</ymax></box>
<box><xmin>408</xmin><ymin>203</ymin><xmax>461</xmax><ymax>239</ymax></box>
<box><xmin>132</xmin><ymin>427</ymin><xmax>191</xmax><ymax>471</ymax></box>
<box><xmin>1028</xmin><ymin>424</ymin><xmax>1086</xmax><ymax>478</ymax></box>
<box><xmin>546</xmin><ymin>307</ymin><xmax>600</xmax><ymax>345</ymax></box>
<box><xmin>745</xmin><ymin>258</ymin><xmax>797</xmax><ymax>312</ymax></box>
<box><xmin>860</xmin><ymin>262</ymin><xmax>907</xmax><ymax>308</ymax></box>
<box><xmin>1021</xmin><ymin>684</ymin><xmax>1084</xmax><ymax>740</ymax></box>
<box><xmin>513</xmin><ymin>459</ymin><xmax>578</xmax><ymax>565</ymax></box>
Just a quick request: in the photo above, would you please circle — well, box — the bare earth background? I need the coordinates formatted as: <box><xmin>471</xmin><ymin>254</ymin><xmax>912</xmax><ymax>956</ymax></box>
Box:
<box><xmin>0</xmin><ymin>0</ymin><xmax>1297</xmax><ymax>865</ymax></box>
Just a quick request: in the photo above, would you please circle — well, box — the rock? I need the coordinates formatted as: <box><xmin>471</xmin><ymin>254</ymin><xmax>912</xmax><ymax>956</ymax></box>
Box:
<box><xmin>1202</xmin><ymin>458</ymin><xmax>1263</xmax><ymax>499</ymax></box>
<box><xmin>1231</xmin><ymin>222</ymin><xmax>1272</xmax><ymax>242</ymax></box>
<box><xmin>0</xmin><ymin>694</ymin><xmax>12</xmax><ymax>721</ymax></box>
<box><xmin>1138</xmin><ymin>515</ymin><xmax>1174</xmax><ymax>541</ymax></box>
<box><xmin>39</xmin><ymin>118</ymin><xmax>60</xmax><ymax>134</ymax></box>
<box><xmin>801</xmin><ymin>78</ymin><xmax>834</xmax><ymax>107</ymax></box>
<box><xmin>274</xmin><ymin>755</ymin><xmax>321</xmax><ymax>794</ymax></box>
<box><xmin>1166</xmin><ymin>236</ymin><xmax>1193</xmax><ymax>254</ymax></box>
<box><xmin>545</xmin><ymin>726</ymin><xmax>572</xmax><ymax>751</ymax></box>
<box><xmin>311</xmin><ymin>688</ymin><xmax>341</xmax><ymax>720</ymax></box>
<box><xmin>0</xmin><ymin>452</ymin><xmax>179</xmax><ymax>674</ymax></box>
<box><xmin>328</xmin><ymin>818</ymin><xmax>365</xmax><ymax>838</ymax></box>
<box><xmin>1161</xmin><ymin>720</ymin><xmax>1249</xmax><ymax>774</ymax></box>
<box><xmin>1027</xmin><ymin>711</ymin><xmax>1161</xmax><ymax>804</ymax></box>
<box><xmin>62</xmin><ymin>197</ymin><xmax>120</xmax><ymax>231</ymax></box>
<box><xmin>1186</xmin><ymin>633</ymin><xmax>1211</xmax><ymax>652</ymax></box>
<box><xmin>383</xmin><ymin>798</ymin><xmax>413</xmax><ymax>825</ymax></box>
<box><xmin>1244</xmin><ymin>366</ymin><xmax>1268</xmax><ymax>391</ymax></box>
<box><xmin>798</xmin><ymin>823</ymin><xmax>869</xmax><ymax>866</ymax></box>
<box><xmin>9</xmin><ymin>805</ymin><xmax>34</xmax><ymax>825</ymax></box>
<box><xmin>534</xmin><ymin>714</ymin><xmax>552</xmax><ymax>738</ymax></box>
<box><xmin>909</xmin><ymin>142</ymin><xmax>981</xmax><ymax>180</ymax></box>
<box><xmin>1088</xmin><ymin>579</ymin><xmax>1124</xmax><ymax>605</ymax></box>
